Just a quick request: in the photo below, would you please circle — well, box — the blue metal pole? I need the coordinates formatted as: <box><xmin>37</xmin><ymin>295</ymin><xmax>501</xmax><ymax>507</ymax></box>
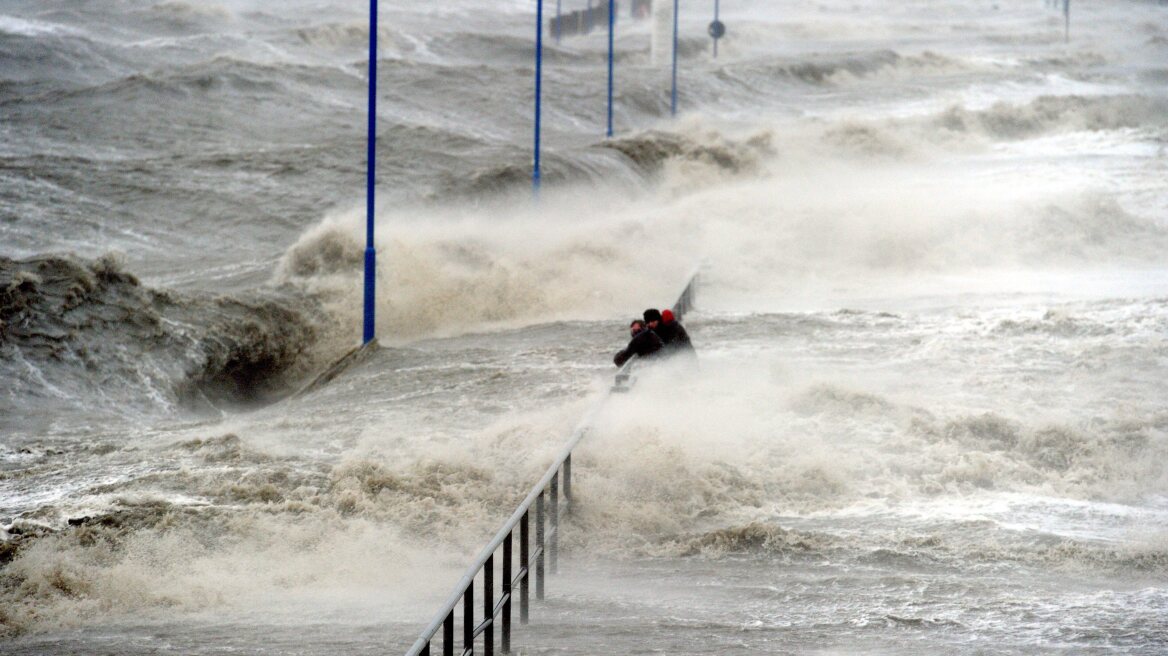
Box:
<box><xmin>533</xmin><ymin>0</ymin><xmax>543</xmax><ymax>196</ymax></box>
<box><xmin>363</xmin><ymin>0</ymin><xmax>377</xmax><ymax>345</ymax></box>
<box><xmin>671</xmin><ymin>0</ymin><xmax>679</xmax><ymax>117</ymax></box>
<box><xmin>606</xmin><ymin>0</ymin><xmax>615</xmax><ymax>137</ymax></box>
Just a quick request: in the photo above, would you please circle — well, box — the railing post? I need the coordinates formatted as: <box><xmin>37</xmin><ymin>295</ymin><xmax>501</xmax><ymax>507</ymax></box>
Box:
<box><xmin>550</xmin><ymin>472</ymin><xmax>559</xmax><ymax>575</ymax></box>
<box><xmin>444</xmin><ymin>611</ymin><xmax>454</xmax><ymax>656</ymax></box>
<box><xmin>463</xmin><ymin>585</ymin><xmax>473</xmax><ymax>655</ymax></box>
<box><xmin>520</xmin><ymin>511</ymin><xmax>530</xmax><ymax>624</ymax></box>
<box><xmin>564</xmin><ymin>454</ymin><xmax>572</xmax><ymax>509</ymax></box>
<box><xmin>502</xmin><ymin>532</ymin><xmax>513</xmax><ymax>653</ymax></box>
<box><xmin>536</xmin><ymin>491</ymin><xmax>545</xmax><ymax>600</ymax></box>
<box><xmin>484</xmin><ymin>555</ymin><xmax>494</xmax><ymax>656</ymax></box>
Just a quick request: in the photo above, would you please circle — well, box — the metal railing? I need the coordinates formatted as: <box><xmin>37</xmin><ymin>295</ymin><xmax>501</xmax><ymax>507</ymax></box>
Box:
<box><xmin>671</xmin><ymin>268</ymin><xmax>699</xmax><ymax>320</ymax></box>
<box><xmin>403</xmin><ymin>418</ymin><xmax>587</xmax><ymax>656</ymax></box>
<box><xmin>403</xmin><ymin>269</ymin><xmax>698</xmax><ymax>656</ymax></box>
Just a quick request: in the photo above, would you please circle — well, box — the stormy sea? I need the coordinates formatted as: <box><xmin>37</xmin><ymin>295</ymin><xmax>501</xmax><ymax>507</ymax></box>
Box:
<box><xmin>2</xmin><ymin>0</ymin><xmax>1167</xmax><ymax>653</ymax></box>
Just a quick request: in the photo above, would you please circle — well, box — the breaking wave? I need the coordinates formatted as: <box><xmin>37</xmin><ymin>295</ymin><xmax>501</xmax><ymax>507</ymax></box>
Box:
<box><xmin>144</xmin><ymin>1</ymin><xmax>233</xmax><ymax>25</ymax></box>
<box><xmin>668</xmin><ymin>522</ymin><xmax>837</xmax><ymax>558</ymax></box>
<box><xmin>18</xmin><ymin>57</ymin><xmax>315</xmax><ymax>106</ymax></box>
<box><xmin>0</xmin><ymin>254</ymin><xmax>325</xmax><ymax>422</ymax></box>
<box><xmin>0</xmin><ymin>15</ymin><xmax>83</xmax><ymax>39</ymax></box>
<box><xmin>992</xmin><ymin>309</ymin><xmax>1115</xmax><ymax>338</ymax></box>
<box><xmin>935</xmin><ymin>94</ymin><xmax>1168</xmax><ymax>140</ymax></box>
<box><xmin>601</xmin><ymin>128</ymin><xmax>775</xmax><ymax>176</ymax></box>
<box><xmin>726</xmin><ymin>49</ymin><xmax>969</xmax><ymax>90</ymax></box>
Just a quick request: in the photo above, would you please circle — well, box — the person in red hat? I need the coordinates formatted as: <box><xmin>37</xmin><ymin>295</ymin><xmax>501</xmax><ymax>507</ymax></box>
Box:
<box><xmin>655</xmin><ymin>308</ymin><xmax>695</xmax><ymax>356</ymax></box>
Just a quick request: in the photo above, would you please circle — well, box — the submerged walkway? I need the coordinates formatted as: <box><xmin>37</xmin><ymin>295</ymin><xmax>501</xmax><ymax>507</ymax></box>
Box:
<box><xmin>403</xmin><ymin>270</ymin><xmax>699</xmax><ymax>656</ymax></box>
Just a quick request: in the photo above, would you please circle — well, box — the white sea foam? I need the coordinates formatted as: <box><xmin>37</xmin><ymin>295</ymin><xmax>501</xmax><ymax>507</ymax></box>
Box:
<box><xmin>0</xmin><ymin>15</ymin><xmax>80</xmax><ymax>38</ymax></box>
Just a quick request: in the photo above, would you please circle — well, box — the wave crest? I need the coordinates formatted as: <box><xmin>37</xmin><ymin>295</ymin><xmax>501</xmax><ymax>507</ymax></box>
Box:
<box><xmin>1</xmin><ymin>254</ymin><xmax>322</xmax><ymax>420</ymax></box>
<box><xmin>935</xmin><ymin>94</ymin><xmax>1168</xmax><ymax>139</ymax></box>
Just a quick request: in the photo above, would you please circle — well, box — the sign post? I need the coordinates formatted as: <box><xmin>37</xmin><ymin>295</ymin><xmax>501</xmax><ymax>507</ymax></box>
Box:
<box><xmin>710</xmin><ymin>0</ymin><xmax>724</xmax><ymax>58</ymax></box>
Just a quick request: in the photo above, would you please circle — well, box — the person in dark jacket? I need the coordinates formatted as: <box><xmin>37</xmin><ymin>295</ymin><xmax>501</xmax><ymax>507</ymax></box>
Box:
<box><xmin>644</xmin><ymin>308</ymin><xmax>695</xmax><ymax>355</ymax></box>
<box><xmin>643</xmin><ymin>308</ymin><xmax>663</xmax><ymax>332</ymax></box>
<box><xmin>657</xmin><ymin>309</ymin><xmax>694</xmax><ymax>354</ymax></box>
<box><xmin>614</xmin><ymin>319</ymin><xmax>664</xmax><ymax>366</ymax></box>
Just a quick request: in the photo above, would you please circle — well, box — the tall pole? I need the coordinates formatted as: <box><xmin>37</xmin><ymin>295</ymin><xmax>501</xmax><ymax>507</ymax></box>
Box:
<box><xmin>713</xmin><ymin>0</ymin><xmax>720</xmax><ymax>58</ymax></box>
<box><xmin>606</xmin><ymin>0</ymin><xmax>615</xmax><ymax>137</ymax></box>
<box><xmin>671</xmin><ymin>0</ymin><xmax>679</xmax><ymax>117</ymax></box>
<box><xmin>363</xmin><ymin>0</ymin><xmax>377</xmax><ymax>345</ymax></box>
<box><xmin>533</xmin><ymin>0</ymin><xmax>543</xmax><ymax>196</ymax></box>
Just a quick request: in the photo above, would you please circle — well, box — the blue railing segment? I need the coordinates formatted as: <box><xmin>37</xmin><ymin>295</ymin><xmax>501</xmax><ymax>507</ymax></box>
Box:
<box><xmin>671</xmin><ymin>267</ymin><xmax>699</xmax><ymax>319</ymax></box>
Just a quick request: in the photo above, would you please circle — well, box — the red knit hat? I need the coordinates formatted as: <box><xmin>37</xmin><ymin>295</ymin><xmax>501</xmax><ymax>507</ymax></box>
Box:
<box><xmin>661</xmin><ymin>309</ymin><xmax>675</xmax><ymax>323</ymax></box>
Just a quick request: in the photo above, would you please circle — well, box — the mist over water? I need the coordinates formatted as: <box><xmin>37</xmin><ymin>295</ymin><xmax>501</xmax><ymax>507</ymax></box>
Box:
<box><xmin>2</xmin><ymin>0</ymin><xmax>1167</xmax><ymax>653</ymax></box>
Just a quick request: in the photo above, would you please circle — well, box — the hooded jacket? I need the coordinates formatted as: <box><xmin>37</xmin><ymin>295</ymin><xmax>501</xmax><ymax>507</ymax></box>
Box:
<box><xmin>656</xmin><ymin>313</ymin><xmax>694</xmax><ymax>354</ymax></box>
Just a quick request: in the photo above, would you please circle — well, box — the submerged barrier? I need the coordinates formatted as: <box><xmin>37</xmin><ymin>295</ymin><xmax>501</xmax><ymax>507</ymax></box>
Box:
<box><xmin>549</xmin><ymin>1</ymin><xmax>610</xmax><ymax>39</ymax></box>
<box><xmin>549</xmin><ymin>0</ymin><xmax>654</xmax><ymax>39</ymax></box>
<box><xmin>1043</xmin><ymin>0</ymin><xmax>1071</xmax><ymax>42</ymax></box>
<box><xmin>402</xmin><ymin>270</ymin><xmax>698</xmax><ymax>656</ymax></box>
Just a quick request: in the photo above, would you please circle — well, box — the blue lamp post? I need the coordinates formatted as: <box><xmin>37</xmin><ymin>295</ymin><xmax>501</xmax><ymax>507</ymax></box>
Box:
<box><xmin>533</xmin><ymin>0</ymin><xmax>544</xmax><ymax>196</ymax></box>
<box><xmin>607</xmin><ymin>0</ymin><xmax>615</xmax><ymax>137</ymax></box>
<box><xmin>363</xmin><ymin>0</ymin><xmax>378</xmax><ymax>345</ymax></box>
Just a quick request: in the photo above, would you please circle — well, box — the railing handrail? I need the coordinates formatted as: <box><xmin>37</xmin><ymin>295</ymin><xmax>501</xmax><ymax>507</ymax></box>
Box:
<box><xmin>403</xmin><ymin>267</ymin><xmax>699</xmax><ymax>656</ymax></box>
<box><xmin>672</xmin><ymin>266</ymin><xmax>700</xmax><ymax>320</ymax></box>
<box><xmin>403</xmin><ymin>404</ymin><xmax>599</xmax><ymax>656</ymax></box>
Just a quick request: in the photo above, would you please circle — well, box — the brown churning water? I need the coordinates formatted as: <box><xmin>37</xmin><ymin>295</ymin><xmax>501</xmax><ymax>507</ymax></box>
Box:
<box><xmin>1</xmin><ymin>0</ymin><xmax>1167</xmax><ymax>653</ymax></box>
